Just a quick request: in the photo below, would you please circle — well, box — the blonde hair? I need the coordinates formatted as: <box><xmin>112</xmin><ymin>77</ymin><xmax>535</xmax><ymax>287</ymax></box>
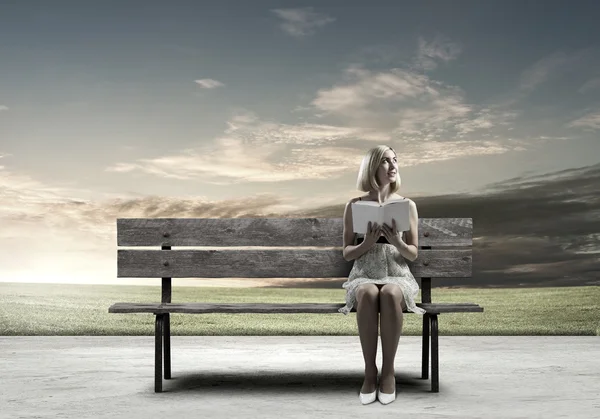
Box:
<box><xmin>356</xmin><ymin>145</ymin><xmax>401</xmax><ymax>193</ymax></box>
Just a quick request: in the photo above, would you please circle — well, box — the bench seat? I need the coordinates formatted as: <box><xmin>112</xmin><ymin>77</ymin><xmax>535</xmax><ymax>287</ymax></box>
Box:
<box><xmin>109</xmin><ymin>302</ymin><xmax>483</xmax><ymax>314</ymax></box>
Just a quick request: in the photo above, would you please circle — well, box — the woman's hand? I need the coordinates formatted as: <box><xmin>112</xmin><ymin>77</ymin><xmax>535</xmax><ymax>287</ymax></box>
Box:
<box><xmin>362</xmin><ymin>221</ymin><xmax>382</xmax><ymax>248</ymax></box>
<box><xmin>382</xmin><ymin>219</ymin><xmax>405</xmax><ymax>249</ymax></box>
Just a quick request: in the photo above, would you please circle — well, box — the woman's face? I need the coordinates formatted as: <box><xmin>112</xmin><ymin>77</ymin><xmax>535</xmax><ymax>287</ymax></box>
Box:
<box><xmin>376</xmin><ymin>149</ymin><xmax>398</xmax><ymax>185</ymax></box>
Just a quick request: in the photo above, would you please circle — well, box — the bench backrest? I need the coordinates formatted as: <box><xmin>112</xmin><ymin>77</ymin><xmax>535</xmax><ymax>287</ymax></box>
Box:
<box><xmin>117</xmin><ymin>217</ymin><xmax>472</xmax><ymax>303</ymax></box>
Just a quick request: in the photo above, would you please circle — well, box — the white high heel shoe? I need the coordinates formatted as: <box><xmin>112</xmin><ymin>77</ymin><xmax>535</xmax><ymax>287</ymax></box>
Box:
<box><xmin>359</xmin><ymin>389</ymin><xmax>377</xmax><ymax>405</ymax></box>
<box><xmin>377</xmin><ymin>387</ymin><xmax>396</xmax><ymax>405</ymax></box>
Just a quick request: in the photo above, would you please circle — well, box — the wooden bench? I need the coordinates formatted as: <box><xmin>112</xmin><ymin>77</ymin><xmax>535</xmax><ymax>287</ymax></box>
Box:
<box><xmin>109</xmin><ymin>217</ymin><xmax>483</xmax><ymax>393</ymax></box>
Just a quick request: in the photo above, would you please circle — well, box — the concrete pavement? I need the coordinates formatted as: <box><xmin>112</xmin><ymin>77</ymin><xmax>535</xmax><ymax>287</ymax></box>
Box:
<box><xmin>1</xmin><ymin>336</ymin><xmax>599</xmax><ymax>418</ymax></box>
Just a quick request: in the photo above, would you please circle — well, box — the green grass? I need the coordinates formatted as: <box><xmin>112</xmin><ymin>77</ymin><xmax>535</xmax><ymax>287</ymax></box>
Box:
<box><xmin>0</xmin><ymin>283</ymin><xmax>598</xmax><ymax>336</ymax></box>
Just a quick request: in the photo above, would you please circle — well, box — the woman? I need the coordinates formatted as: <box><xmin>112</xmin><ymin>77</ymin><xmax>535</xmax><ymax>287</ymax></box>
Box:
<box><xmin>339</xmin><ymin>145</ymin><xmax>426</xmax><ymax>405</ymax></box>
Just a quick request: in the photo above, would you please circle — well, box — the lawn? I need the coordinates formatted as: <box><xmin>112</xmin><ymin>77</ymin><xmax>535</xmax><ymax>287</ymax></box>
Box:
<box><xmin>0</xmin><ymin>283</ymin><xmax>598</xmax><ymax>336</ymax></box>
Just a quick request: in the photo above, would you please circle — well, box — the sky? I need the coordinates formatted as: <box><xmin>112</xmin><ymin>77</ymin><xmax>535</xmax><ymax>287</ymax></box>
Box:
<box><xmin>0</xmin><ymin>0</ymin><xmax>599</xmax><ymax>289</ymax></box>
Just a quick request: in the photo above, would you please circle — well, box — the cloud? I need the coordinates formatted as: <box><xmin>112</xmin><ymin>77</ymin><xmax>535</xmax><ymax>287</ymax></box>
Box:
<box><xmin>271</xmin><ymin>7</ymin><xmax>335</xmax><ymax>38</ymax></box>
<box><xmin>0</xmin><ymin>105</ymin><xmax>8</xmax><ymax>111</ymax></box>
<box><xmin>106</xmin><ymin>116</ymin><xmax>365</xmax><ymax>184</ymax></box>
<box><xmin>454</xmin><ymin>109</ymin><xmax>519</xmax><ymax>137</ymax></box>
<box><xmin>194</xmin><ymin>79</ymin><xmax>225</xmax><ymax>89</ymax></box>
<box><xmin>311</xmin><ymin>65</ymin><xmax>517</xmax><ymax>142</ymax></box>
<box><xmin>105</xmin><ymin>103</ymin><xmax>519</xmax><ymax>185</ymax></box>
<box><xmin>0</xmin><ymin>165</ymin><xmax>137</xmax><ymax>241</ymax></box>
<box><xmin>462</xmin><ymin>163</ymin><xmax>600</xmax><ymax>287</ymax></box>
<box><xmin>343</xmin><ymin>35</ymin><xmax>461</xmax><ymax>72</ymax></box>
<box><xmin>312</xmin><ymin>67</ymin><xmax>435</xmax><ymax>113</ymax></box>
<box><xmin>567</xmin><ymin>109</ymin><xmax>600</xmax><ymax>131</ymax></box>
<box><xmin>411</xmin><ymin>35</ymin><xmax>462</xmax><ymax>71</ymax></box>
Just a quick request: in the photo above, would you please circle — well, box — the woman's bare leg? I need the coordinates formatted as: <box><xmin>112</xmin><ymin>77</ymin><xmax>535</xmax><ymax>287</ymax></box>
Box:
<box><xmin>355</xmin><ymin>283</ymin><xmax>380</xmax><ymax>394</ymax></box>
<box><xmin>379</xmin><ymin>283</ymin><xmax>405</xmax><ymax>394</ymax></box>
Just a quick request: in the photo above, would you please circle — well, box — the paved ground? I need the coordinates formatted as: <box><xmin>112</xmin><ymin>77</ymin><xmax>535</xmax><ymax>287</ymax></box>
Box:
<box><xmin>1</xmin><ymin>336</ymin><xmax>599</xmax><ymax>419</ymax></box>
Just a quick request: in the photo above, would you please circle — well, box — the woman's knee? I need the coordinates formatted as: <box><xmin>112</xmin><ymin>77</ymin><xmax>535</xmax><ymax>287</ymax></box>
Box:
<box><xmin>380</xmin><ymin>284</ymin><xmax>404</xmax><ymax>305</ymax></box>
<box><xmin>356</xmin><ymin>283</ymin><xmax>379</xmax><ymax>303</ymax></box>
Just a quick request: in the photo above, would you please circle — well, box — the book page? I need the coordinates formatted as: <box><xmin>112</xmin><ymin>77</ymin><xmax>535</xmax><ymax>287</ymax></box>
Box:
<box><xmin>382</xmin><ymin>199</ymin><xmax>410</xmax><ymax>232</ymax></box>
<box><xmin>351</xmin><ymin>201</ymin><xmax>383</xmax><ymax>234</ymax></box>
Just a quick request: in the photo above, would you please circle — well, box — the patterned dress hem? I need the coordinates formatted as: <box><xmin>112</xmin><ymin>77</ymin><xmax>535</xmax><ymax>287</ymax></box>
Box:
<box><xmin>338</xmin><ymin>276</ymin><xmax>426</xmax><ymax>316</ymax></box>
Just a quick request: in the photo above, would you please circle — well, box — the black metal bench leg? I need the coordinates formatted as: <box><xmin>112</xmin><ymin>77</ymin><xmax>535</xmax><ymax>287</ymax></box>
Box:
<box><xmin>155</xmin><ymin>314</ymin><xmax>163</xmax><ymax>393</ymax></box>
<box><xmin>431</xmin><ymin>314</ymin><xmax>439</xmax><ymax>393</ymax></box>
<box><xmin>164</xmin><ymin>313</ymin><xmax>171</xmax><ymax>379</ymax></box>
<box><xmin>422</xmin><ymin>314</ymin><xmax>430</xmax><ymax>379</ymax></box>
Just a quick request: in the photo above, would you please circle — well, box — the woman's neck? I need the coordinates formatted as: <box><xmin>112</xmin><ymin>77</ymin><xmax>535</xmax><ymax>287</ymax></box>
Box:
<box><xmin>368</xmin><ymin>188</ymin><xmax>393</xmax><ymax>204</ymax></box>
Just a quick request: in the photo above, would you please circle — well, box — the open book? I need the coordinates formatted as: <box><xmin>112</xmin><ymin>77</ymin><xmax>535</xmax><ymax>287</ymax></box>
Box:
<box><xmin>351</xmin><ymin>198</ymin><xmax>410</xmax><ymax>234</ymax></box>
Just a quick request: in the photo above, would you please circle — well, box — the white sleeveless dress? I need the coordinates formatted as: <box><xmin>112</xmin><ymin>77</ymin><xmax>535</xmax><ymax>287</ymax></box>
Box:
<box><xmin>338</xmin><ymin>197</ymin><xmax>427</xmax><ymax>316</ymax></box>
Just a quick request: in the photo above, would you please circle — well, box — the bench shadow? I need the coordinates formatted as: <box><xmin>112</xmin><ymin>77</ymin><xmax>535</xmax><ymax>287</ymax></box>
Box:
<box><xmin>157</xmin><ymin>371</ymin><xmax>433</xmax><ymax>394</ymax></box>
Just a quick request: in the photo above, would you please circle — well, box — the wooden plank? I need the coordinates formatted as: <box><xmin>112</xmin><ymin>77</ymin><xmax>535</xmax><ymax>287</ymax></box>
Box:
<box><xmin>117</xmin><ymin>218</ymin><xmax>473</xmax><ymax>247</ymax></box>
<box><xmin>117</xmin><ymin>248</ymin><xmax>472</xmax><ymax>278</ymax></box>
<box><xmin>108</xmin><ymin>302</ymin><xmax>483</xmax><ymax>314</ymax></box>
<box><xmin>419</xmin><ymin>303</ymin><xmax>484</xmax><ymax>314</ymax></box>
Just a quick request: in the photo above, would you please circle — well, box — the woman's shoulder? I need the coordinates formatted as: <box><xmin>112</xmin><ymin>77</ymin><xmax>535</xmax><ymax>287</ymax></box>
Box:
<box><xmin>395</xmin><ymin>193</ymin><xmax>415</xmax><ymax>204</ymax></box>
<box><xmin>347</xmin><ymin>196</ymin><xmax>364</xmax><ymax>205</ymax></box>
<box><xmin>391</xmin><ymin>193</ymin><xmax>412</xmax><ymax>203</ymax></box>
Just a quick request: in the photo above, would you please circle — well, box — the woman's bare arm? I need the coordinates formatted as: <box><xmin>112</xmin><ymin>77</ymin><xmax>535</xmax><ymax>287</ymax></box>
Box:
<box><xmin>342</xmin><ymin>199</ymin><xmax>371</xmax><ymax>262</ymax></box>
